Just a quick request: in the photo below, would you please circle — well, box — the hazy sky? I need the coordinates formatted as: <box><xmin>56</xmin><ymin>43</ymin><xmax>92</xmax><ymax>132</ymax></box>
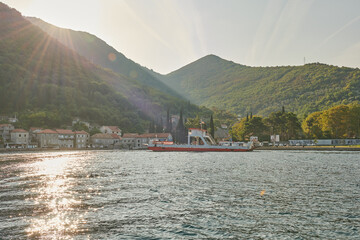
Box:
<box><xmin>3</xmin><ymin>0</ymin><xmax>360</xmax><ymax>74</ymax></box>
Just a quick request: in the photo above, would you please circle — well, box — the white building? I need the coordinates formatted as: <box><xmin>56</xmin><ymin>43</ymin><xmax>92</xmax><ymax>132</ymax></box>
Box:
<box><xmin>37</xmin><ymin>129</ymin><xmax>59</xmax><ymax>148</ymax></box>
<box><xmin>56</xmin><ymin>129</ymin><xmax>75</xmax><ymax>148</ymax></box>
<box><xmin>10</xmin><ymin>129</ymin><xmax>29</xmax><ymax>147</ymax></box>
<box><xmin>91</xmin><ymin>133</ymin><xmax>121</xmax><ymax>148</ymax></box>
<box><xmin>0</xmin><ymin>124</ymin><xmax>15</xmax><ymax>142</ymax></box>
<box><xmin>74</xmin><ymin>130</ymin><xmax>89</xmax><ymax>148</ymax></box>
<box><xmin>122</xmin><ymin>133</ymin><xmax>172</xmax><ymax>149</ymax></box>
<box><xmin>100</xmin><ymin>126</ymin><xmax>122</xmax><ymax>136</ymax></box>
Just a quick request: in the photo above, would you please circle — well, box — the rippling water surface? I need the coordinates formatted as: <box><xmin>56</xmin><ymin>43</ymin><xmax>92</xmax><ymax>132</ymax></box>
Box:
<box><xmin>0</xmin><ymin>150</ymin><xmax>359</xmax><ymax>239</ymax></box>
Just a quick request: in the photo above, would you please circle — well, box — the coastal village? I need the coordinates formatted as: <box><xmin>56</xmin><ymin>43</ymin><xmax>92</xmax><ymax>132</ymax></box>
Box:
<box><xmin>0</xmin><ymin>119</ymin><xmax>174</xmax><ymax>150</ymax></box>
<box><xmin>2</xmin><ymin>116</ymin><xmax>360</xmax><ymax>151</ymax></box>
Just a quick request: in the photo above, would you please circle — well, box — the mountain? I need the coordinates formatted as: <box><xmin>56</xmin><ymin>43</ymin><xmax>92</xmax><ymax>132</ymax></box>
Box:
<box><xmin>27</xmin><ymin>17</ymin><xmax>183</xmax><ymax>99</ymax></box>
<box><xmin>160</xmin><ymin>55</ymin><xmax>360</xmax><ymax>117</ymax></box>
<box><xmin>0</xmin><ymin>3</ymin><xmax>196</xmax><ymax>131</ymax></box>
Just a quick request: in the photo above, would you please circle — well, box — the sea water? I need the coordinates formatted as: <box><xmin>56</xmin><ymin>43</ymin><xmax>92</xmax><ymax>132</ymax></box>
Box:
<box><xmin>0</xmin><ymin>150</ymin><xmax>359</xmax><ymax>239</ymax></box>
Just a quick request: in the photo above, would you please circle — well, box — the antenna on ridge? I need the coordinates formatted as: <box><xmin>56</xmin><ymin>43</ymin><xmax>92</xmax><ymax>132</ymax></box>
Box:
<box><xmin>304</xmin><ymin>57</ymin><xmax>306</xmax><ymax>65</ymax></box>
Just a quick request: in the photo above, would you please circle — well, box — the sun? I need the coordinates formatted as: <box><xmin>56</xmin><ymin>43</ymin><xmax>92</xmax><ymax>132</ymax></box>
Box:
<box><xmin>4</xmin><ymin>0</ymin><xmax>102</xmax><ymax>33</ymax></box>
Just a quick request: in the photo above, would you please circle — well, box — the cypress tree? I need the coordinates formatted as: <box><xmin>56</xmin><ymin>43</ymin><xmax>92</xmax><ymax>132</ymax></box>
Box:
<box><xmin>209</xmin><ymin>114</ymin><xmax>215</xmax><ymax>138</ymax></box>
<box><xmin>166</xmin><ymin>108</ymin><xmax>170</xmax><ymax>132</ymax></box>
<box><xmin>149</xmin><ymin>120</ymin><xmax>155</xmax><ymax>133</ymax></box>
<box><xmin>175</xmin><ymin>108</ymin><xmax>187</xmax><ymax>143</ymax></box>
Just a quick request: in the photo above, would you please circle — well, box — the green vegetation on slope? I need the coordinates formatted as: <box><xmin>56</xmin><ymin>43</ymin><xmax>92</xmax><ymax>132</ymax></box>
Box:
<box><xmin>302</xmin><ymin>103</ymin><xmax>360</xmax><ymax>139</ymax></box>
<box><xmin>230</xmin><ymin>103</ymin><xmax>360</xmax><ymax>142</ymax></box>
<box><xmin>27</xmin><ymin>17</ymin><xmax>183</xmax><ymax>99</ymax></box>
<box><xmin>0</xmin><ymin>3</ymin><xmax>198</xmax><ymax>131</ymax></box>
<box><xmin>161</xmin><ymin>55</ymin><xmax>360</xmax><ymax>117</ymax></box>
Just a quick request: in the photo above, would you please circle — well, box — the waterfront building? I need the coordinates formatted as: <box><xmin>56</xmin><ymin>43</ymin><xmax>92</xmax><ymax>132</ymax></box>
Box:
<box><xmin>10</xmin><ymin>129</ymin><xmax>29</xmax><ymax>148</ymax></box>
<box><xmin>37</xmin><ymin>129</ymin><xmax>59</xmax><ymax>148</ymax></box>
<box><xmin>122</xmin><ymin>133</ymin><xmax>172</xmax><ymax>149</ymax></box>
<box><xmin>74</xmin><ymin>130</ymin><xmax>89</xmax><ymax>148</ymax></box>
<box><xmin>0</xmin><ymin>123</ymin><xmax>15</xmax><ymax>142</ymax></box>
<box><xmin>289</xmin><ymin>139</ymin><xmax>360</xmax><ymax>146</ymax></box>
<box><xmin>121</xmin><ymin>133</ymin><xmax>141</xmax><ymax>149</ymax></box>
<box><xmin>56</xmin><ymin>129</ymin><xmax>75</xmax><ymax>148</ymax></box>
<box><xmin>29</xmin><ymin>127</ymin><xmax>42</xmax><ymax>145</ymax></box>
<box><xmin>91</xmin><ymin>133</ymin><xmax>121</xmax><ymax>148</ymax></box>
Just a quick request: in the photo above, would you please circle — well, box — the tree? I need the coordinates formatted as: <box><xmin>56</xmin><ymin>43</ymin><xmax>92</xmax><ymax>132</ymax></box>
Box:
<box><xmin>264</xmin><ymin>110</ymin><xmax>301</xmax><ymax>141</ymax></box>
<box><xmin>349</xmin><ymin>103</ymin><xmax>360</xmax><ymax>137</ymax></box>
<box><xmin>148</xmin><ymin>120</ymin><xmax>155</xmax><ymax>133</ymax></box>
<box><xmin>231</xmin><ymin>116</ymin><xmax>269</xmax><ymax>141</ymax></box>
<box><xmin>72</xmin><ymin>121</ymin><xmax>90</xmax><ymax>132</ymax></box>
<box><xmin>185</xmin><ymin>115</ymin><xmax>201</xmax><ymax>129</ymax></box>
<box><xmin>321</xmin><ymin>105</ymin><xmax>350</xmax><ymax>138</ymax></box>
<box><xmin>175</xmin><ymin>108</ymin><xmax>187</xmax><ymax>143</ymax></box>
<box><xmin>209</xmin><ymin>115</ymin><xmax>215</xmax><ymax>138</ymax></box>
<box><xmin>301</xmin><ymin>103</ymin><xmax>360</xmax><ymax>139</ymax></box>
<box><xmin>284</xmin><ymin>112</ymin><xmax>302</xmax><ymax>139</ymax></box>
<box><xmin>89</xmin><ymin>127</ymin><xmax>101</xmax><ymax>136</ymax></box>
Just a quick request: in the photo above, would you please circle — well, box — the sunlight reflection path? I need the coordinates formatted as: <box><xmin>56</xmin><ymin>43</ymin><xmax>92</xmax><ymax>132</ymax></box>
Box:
<box><xmin>25</xmin><ymin>152</ymin><xmax>88</xmax><ymax>239</ymax></box>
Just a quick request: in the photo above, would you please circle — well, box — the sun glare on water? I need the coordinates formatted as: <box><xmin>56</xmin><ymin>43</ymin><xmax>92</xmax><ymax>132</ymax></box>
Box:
<box><xmin>25</xmin><ymin>152</ymin><xmax>87</xmax><ymax>239</ymax></box>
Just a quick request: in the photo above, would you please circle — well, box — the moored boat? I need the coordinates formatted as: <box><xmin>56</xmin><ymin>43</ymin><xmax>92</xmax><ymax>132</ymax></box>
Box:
<box><xmin>148</xmin><ymin>128</ymin><xmax>254</xmax><ymax>152</ymax></box>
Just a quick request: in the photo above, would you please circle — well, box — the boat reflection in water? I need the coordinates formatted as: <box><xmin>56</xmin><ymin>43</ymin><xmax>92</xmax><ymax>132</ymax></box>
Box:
<box><xmin>148</xmin><ymin>128</ymin><xmax>254</xmax><ymax>152</ymax></box>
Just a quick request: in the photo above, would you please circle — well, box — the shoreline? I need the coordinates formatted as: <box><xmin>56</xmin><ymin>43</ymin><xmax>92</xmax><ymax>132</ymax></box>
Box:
<box><xmin>255</xmin><ymin>146</ymin><xmax>360</xmax><ymax>151</ymax></box>
<box><xmin>0</xmin><ymin>148</ymin><xmax>135</xmax><ymax>153</ymax></box>
<box><xmin>1</xmin><ymin>146</ymin><xmax>360</xmax><ymax>153</ymax></box>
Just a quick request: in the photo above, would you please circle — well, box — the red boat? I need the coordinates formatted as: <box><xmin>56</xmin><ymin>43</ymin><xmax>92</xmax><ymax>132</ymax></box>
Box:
<box><xmin>148</xmin><ymin>128</ymin><xmax>253</xmax><ymax>152</ymax></box>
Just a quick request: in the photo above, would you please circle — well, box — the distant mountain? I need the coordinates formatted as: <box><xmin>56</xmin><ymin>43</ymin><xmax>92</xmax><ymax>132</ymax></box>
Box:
<box><xmin>160</xmin><ymin>55</ymin><xmax>360</xmax><ymax>116</ymax></box>
<box><xmin>27</xmin><ymin>17</ymin><xmax>183</xmax><ymax>99</ymax></box>
<box><xmin>0</xmin><ymin>3</ymin><xmax>196</xmax><ymax>131</ymax></box>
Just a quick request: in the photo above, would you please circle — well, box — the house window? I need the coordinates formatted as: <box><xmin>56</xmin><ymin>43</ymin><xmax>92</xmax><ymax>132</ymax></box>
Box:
<box><xmin>19</xmin><ymin>134</ymin><xmax>21</xmax><ymax>137</ymax></box>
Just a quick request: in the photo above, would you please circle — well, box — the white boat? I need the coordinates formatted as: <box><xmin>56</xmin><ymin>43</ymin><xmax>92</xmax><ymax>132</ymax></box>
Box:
<box><xmin>148</xmin><ymin>128</ymin><xmax>254</xmax><ymax>152</ymax></box>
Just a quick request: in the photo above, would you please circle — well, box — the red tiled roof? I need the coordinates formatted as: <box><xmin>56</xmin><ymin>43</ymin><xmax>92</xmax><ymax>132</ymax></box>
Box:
<box><xmin>11</xmin><ymin>129</ymin><xmax>28</xmax><ymax>133</ymax></box>
<box><xmin>138</xmin><ymin>133</ymin><xmax>171</xmax><ymax>138</ymax></box>
<box><xmin>111</xmin><ymin>134</ymin><xmax>122</xmax><ymax>140</ymax></box>
<box><xmin>56</xmin><ymin>129</ymin><xmax>74</xmax><ymax>134</ymax></box>
<box><xmin>74</xmin><ymin>130</ymin><xmax>88</xmax><ymax>134</ymax></box>
<box><xmin>107</xmin><ymin>126</ymin><xmax>121</xmax><ymax>132</ymax></box>
<box><xmin>0</xmin><ymin>124</ymin><xmax>13</xmax><ymax>128</ymax></box>
<box><xmin>122</xmin><ymin>133</ymin><xmax>171</xmax><ymax>138</ymax></box>
<box><xmin>122</xmin><ymin>133</ymin><xmax>139</xmax><ymax>138</ymax></box>
<box><xmin>38</xmin><ymin>129</ymin><xmax>58</xmax><ymax>134</ymax></box>
<box><xmin>91</xmin><ymin>133</ymin><xmax>118</xmax><ymax>139</ymax></box>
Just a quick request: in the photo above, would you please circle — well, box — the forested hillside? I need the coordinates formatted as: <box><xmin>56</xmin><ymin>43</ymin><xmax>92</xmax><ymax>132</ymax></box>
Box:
<box><xmin>161</xmin><ymin>55</ymin><xmax>360</xmax><ymax>117</ymax></box>
<box><xmin>27</xmin><ymin>17</ymin><xmax>183</xmax><ymax>99</ymax></box>
<box><xmin>0</xmin><ymin>3</ymin><xmax>197</xmax><ymax>131</ymax></box>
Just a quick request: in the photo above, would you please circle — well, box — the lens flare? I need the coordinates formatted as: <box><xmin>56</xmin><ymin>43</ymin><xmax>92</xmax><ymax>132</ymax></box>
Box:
<box><xmin>260</xmin><ymin>190</ymin><xmax>266</xmax><ymax>196</ymax></box>
<box><xmin>130</xmin><ymin>70</ymin><xmax>138</xmax><ymax>78</ymax></box>
<box><xmin>108</xmin><ymin>52</ymin><xmax>116</xmax><ymax>61</ymax></box>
